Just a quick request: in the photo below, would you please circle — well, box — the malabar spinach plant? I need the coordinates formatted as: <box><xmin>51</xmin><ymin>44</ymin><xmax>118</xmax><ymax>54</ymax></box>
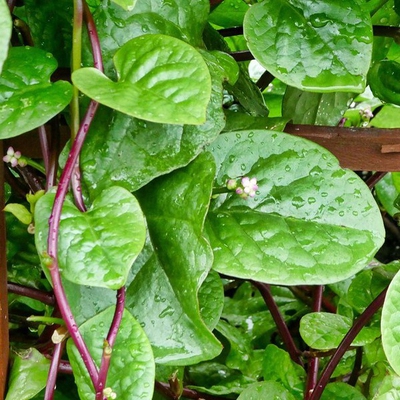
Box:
<box><xmin>3</xmin><ymin>0</ymin><xmax>400</xmax><ymax>399</ymax></box>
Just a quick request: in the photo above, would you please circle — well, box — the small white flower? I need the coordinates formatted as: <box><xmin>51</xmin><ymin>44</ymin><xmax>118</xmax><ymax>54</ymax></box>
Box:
<box><xmin>241</xmin><ymin>177</ymin><xmax>258</xmax><ymax>198</ymax></box>
<box><xmin>3</xmin><ymin>147</ymin><xmax>26</xmax><ymax>167</ymax></box>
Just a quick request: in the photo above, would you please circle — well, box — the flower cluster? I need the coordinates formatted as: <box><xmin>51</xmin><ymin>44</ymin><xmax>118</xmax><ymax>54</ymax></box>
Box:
<box><xmin>3</xmin><ymin>146</ymin><xmax>27</xmax><ymax>167</ymax></box>
<box><xmin>226</xmin><ymin>176</ymin><xmax>258</xmax><ymax>199</ymax></box>
<box><xmin>103</xmin><ymin>387</ymin><xmax>117</xmax><ymax>399</ymax></box>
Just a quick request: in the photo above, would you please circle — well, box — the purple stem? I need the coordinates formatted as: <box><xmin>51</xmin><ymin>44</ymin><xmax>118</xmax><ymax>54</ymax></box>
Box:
<box><xmin>304</xmin><ymin>286</ymin><xmax>323</xmax><ymax>400</ymax></box>
<box><xmin>38</xmin><ymin>125</ymin><xmax>50</xmax><ymax>175</ymax></box>
<box><xmin>366</xmin><ymin>171</ymin><xmax>387</xmax><ymax>189</ymax></box>
<box><xmin>7</xmin><ymin>282</ymin><xmax>55</xmax><ymax>306</ymax></box>
<box><xmin>47</xmin><ymin>100</ymin><xmax>100</xmax><ymax>386</ymax></box>
<box><xmin>44</xmin><ymin>341</ymin><xmax>65</xmax><ymax>400</ymax></box>
<box><xmin>252</xmin><ymin>281</ymin><xmax>303</xmax><ymax>366</ymax></box>
<box><xmin>7</xmin><ymin>0</ymin><xmax>16</xmax><ymax>11</ymax></box>
<box><xmin>309</xmin><ymin>287</ymin><xmax>387</xmax><ymax>400</ymax></box>
<box><xmin>95</xmin><ymin>288</ymin><xmax>126</xmax><ymax>399</ymax></box>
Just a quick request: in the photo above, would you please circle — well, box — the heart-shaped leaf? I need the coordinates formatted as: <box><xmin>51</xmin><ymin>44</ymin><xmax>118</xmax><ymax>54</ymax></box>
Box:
<box><xmin>0</xmin><ymin>46</ymin><xmax>73</xmax><ymax>139</ymax></box>
<box><xmin>206</xmin><ymin>130</ymin><xmax>384</xmax><ymax>285</ymax></box>
<box><xmin>79</xmin><ymin>50</ymin><xmax>226</xmax><ymax>199</ymax></box>
<box><xmin>67</xmin><ymin>307</ymin><xmax>155</xmax><ymax>400</ymax></box>
<box><xmin>0</xmin><ymin>0</ymin><xmax>12</xmax><ymax>74</ymax></box>
<box><xmin>237</xmin><ymin>381</ymin><xmax>296</xmax><ymax>400</ymax></box>
<box><xmin>300</xmin><ymin>312</ymin><xmax>380</xmax><ymax>350</ymax></box>
<box><xmin>243</xmin><ymin>0</ymin><xmax>372</xmax><ymax>92</ymax></box>
<box><xmin>35</xmin><ymin>187</ymin><xmax>146</xmax><ymax>289</ymax></box>
<box><xmin>73</xmin><ymin>34</ymin><xmax>211</xmax><ymax>125</ymax></box>
<box><xmin>126</xmin><ymin>153</ymin><xmax>222</xmax><ymax>364</ymax></box>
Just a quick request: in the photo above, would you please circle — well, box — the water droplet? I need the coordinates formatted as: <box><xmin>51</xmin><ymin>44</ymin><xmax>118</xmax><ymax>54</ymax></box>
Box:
<box><xmin>309</xmin><ymin>165</ymin><xmax>323</xmax><ymax>176</ymax></box>
<box><xmin>335</xmin><ymin>196</ymin><xmax>344</xmax><ymax>205</ymax></box>
<box><xmin>236</xmin><ymin>133</ymin><xmax>242</xmax><ymax>139</ymax></box>
<box><xmin>240</xmin><ymin>163</ymin><xmax>246</xmax><ymax>171</ymax></box>
<box><xmin>292</xmin><ymin>196</ymin><xmax>305</xmax><ymax>209</ymax></box>
<box><xmin>285</xmin><ymin>165</ymin><xmax>291</xmax><ymax>172</ymax></box>
<box><xmin>309</xmin><ymin>13</ymin><xmax>330</xmax><ymax>28</ymax></box>
<box><xmin>229</xmin><ymin>155</ymin><xmax>236</xmax><ymax>163</ymax></box>
<box><xmin>308</xmin><ymin>197</ymin><xmax>316</xmax><ymax>204</ymax></box>
<box><xmin>352</xmin><ymin>211</ymin><xmax>359</xmax><ymax>216</ymax></box>
<box><xmin>339</xmin><ymin>211</ymin><xmax>345</xmax><ymax>216</ymax></box>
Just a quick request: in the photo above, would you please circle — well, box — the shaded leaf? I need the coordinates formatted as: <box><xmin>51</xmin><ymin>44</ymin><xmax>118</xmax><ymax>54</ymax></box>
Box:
<box><xmin>244</xmin><ymin>0</ymin><xmax>372</xmax><ymax>92</ymax></box>
<box><xmin>35</xmin><ymin>187</ymin><xmax>146</xmax><ymax>289</ymax></box>
<box><xmin>198</xmin><ymin>270</ymin><xmax>224</xmax><ymax>331</ymax></box>
<box><xmin>73</xmin><ymin>34</ymin><xmax>211</xmax><ymax>125</ymax></box>
<box><xmin>5</xmin><ymin>348</ymin><xmax>50</xmax><ymax>400</ymax></box>
<box><xmin>206</xmin><ymin>130</ymin><xmax>384</xmax><ymax>285</ymax></box>
<box><xmin>112</xmin><ymin>0</ymin><xmax>137</xmax><ymax>11</ymax></box>
<box><xmin>300</xmin><ymin>312</ymin><xmax>380</xmax><ymax>350</ymax></box>
<box><xmin>262</xmin><ymin>345</ymin><xmax>305</xmax><ymax>399</ymax></box>
<box><xmin>0</xmin><ymin>47</ymin><xmax>73</xmax><ymax>139</ymax></box>
<box><xmin>375</xmin><ymin>172</ymin><xmax>400</xmax><ymax>217</ymax></box>
<box><xmin>369</xmin><ymin>60</ymin><xmax>400</xmax><ymax>105</ymax></box>
<box><xmin>237</xmin><ymin>381</ymin><xmax>296</xmax><ymax>400</ymax></box>
<box><xmin>321</xmin><ymin>382</ymin><xmax>366</xmax><ymax>399</ymax></box>
<box><xmin>67</xmin><ymin>307</ymin><xmax>155</xmax><ymax>400</ymax></box>
<box><xmin>126</xmin><ymin>153</ymin><xmax>222</xmax><ymax>364</ymax></box>
<box><xmin>208</xmin><ymin>0</ymin><xmax>249</xmax><ymax>28</ymax></box>
<box><xmin>282</xmin><ymin>87</ymin><xmax>353</xmax><ymax>126</ymax></box>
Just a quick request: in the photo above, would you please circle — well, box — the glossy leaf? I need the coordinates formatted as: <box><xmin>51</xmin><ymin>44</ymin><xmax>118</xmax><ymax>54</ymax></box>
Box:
<box><xmin>80</xmin><ymin>52</ymin><xmax>226</xmax><ymax>198</ymax></box>
<box><xmin>369</xmin><ymin>60</ymin><xmax>400</xmax><ymax>105</ymax></box>
<box><xmin>371</xmin><ymin>105</ymin><xmax>400</xmax><ymax>128</ymax></box>
<box><xmin>73</xmin><ymin>34</ymin><xmax>211</xmax><ymax>125</ymax></box>
<box><xmin>67</xmin><ymin>307</ymin><xmax>155</xmax><ymax>400</ymax></box>
<box><xmin>244</xmin><ymin>0</ymin><xmax>372</xmax><ymax>92</ymax></box>
<box><xmin>300</xmin><ymin>312</ymin><xmax>380</xmax><ymax>350</ymax></box>
<box><xmin>0</xmin><ymin>47</ymin><xmax>73</xmax><ymax>139</ymax></box>
<box><xmin>126</xmin><ymin>153</ymin><xmax>222</xmax><ymax>364</ymax></box>
<box><xmin>208</xmin><ymin>0</ymin><xmax>249</xmax><ymax>28</ymax></box>
<box><xmin>320</xmin><ymin>383</ymin><xmax>367</xmax><ymax>400</ymax></box>
<box><xmin>376</xmin><ymin>173</ymin><xmax>400</xmax><ymax>217</ymax></box>
<box><xmin>237</xmin><ymin>381</ymin><xmax>296</xmax><ymax>400</ymax></box>
<box><xmin>262</xmin><ymin>345</ymin><xmax>305</xmax><ymax>399</ymax></box>
<box><xmin>0</xmin><ymin>0</ymin><xmax>12</xmax><ymax>74</ymax></box>
<box><xmin>198</xmin><ymin>270</ymin><xmax>224</xmax><ymax>331</ymax></box>
<box><xmin>112</xmin><ymin>0</ymin><xmax>137</xmax><ymax>10</ymax></box>
<box><xmin>282</xmin><ymin>87</ymin><xmax>353</xmax><ymax>126</ymax></box>
<box><xmin>206</xmin><ymin>130</ymin><xmax>385</xmax><ymax>285</ymax></box>
<box><xmin>35</xmin><ymin>187</ymin><xmax>146</xmax><ymax>289</ymax></box>
<box><xmin>5</xmin><ymin>348</ymin><xmax>50</xmax><ymax>400</ymax></box>
<box><xmin>18</xmin><ymin>0</ymin><xmax>73</xmax><ymax>67</ymax></box>
<box><xmin>381</xmin><ymin>269</ymin><xmax>400</xmax><ymax>375</ymax></box>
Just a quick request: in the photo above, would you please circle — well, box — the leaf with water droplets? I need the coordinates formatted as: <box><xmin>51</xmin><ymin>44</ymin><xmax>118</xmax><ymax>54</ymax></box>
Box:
<box><xmin>67</xmin><ymin>307</ymin><xmax>155</xmax><ymax>400</ymax></box>
<box><xmin>126</xmin><ymin>153</ymin><xmax>222</xmax><ymax>364</ymax></box>
<box><xmin>243</xmin><ymin>0</ymin><xmax>373</xmax><ymax>92</ymax></box>
<box><xmin>0</xmin><ymin>0</ymin><xmax>12</xmax><ymax>74</ymax></box>
<box><xmin>73</xmin><ymin>34</ymin><xmax>211</xmax><ymax>125</ymax></box>
<box><xmin>206</xmin><ymin>130</ymin><xmax>384</xmax><ymax>285</ymax></box>
<box><xmin>237</xmin><ymin>381</ymin><xmax>296</xmax><ymax>400</ymax></box>
<box><xmin>0</xmin><ymin>46</ymin><xmax>73</xmax><ymax>139</ymax></box>
<box><xmin>34</xmin><ymin>186</ymin><xmax>146</xmax><ymax>289</ymax></box>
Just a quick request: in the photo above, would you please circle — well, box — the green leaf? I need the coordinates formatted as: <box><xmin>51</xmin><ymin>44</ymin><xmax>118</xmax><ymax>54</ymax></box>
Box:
<box><xmin>369</xmin><ymin>60</ymin><xmax>400</xmax><ymax>105</ymax></box>
<box><xmin>17</xmin><ymin>0</ymin><xmax>73</xmax><ymax>67</ymax></box>
<box><xmin>73</xmin><ymin>34</ymin><xmax>211</xmax><ymax>125</ymax></box>
<box><xmin>80</xmin><ymin>53</ymin><xmax>225</xmax><ymax>198</ymax></box>
<box><xmin>237</xmin><ymin>381</ymin><xmax>296</xmax><ymax>400</ymax></box>
<box><xmin>381</xmin><ymin>269</ymin><xmax>400</xmax><ymax>375</ymax></box>
<box><xmin>216</xmin><ymin>319</ymin><xmax>254</xmax><ymax>373</ymax></box>
<box><xmin>126</xmin><ymin>153</ymin><xmax>222</xmax><ymax>364</ymax></box>
<box><xmin>371</xmin><ymin>105</ymin><xmax>400</xmax><ymax>128</ymax></box>
<box><xmin>321</xmin><ymin>383</ymin><xmax>366</xmax><ymax>400</ymax></box>
<box><xmin>5</xmin><ymin>348</ymin><xmax>50</xmax><ymax>400</ymax></box>
<box><xmin>111</xmin><ymin>0</ymin><xmax>137</xmax><ymax>11</ymax></box>
<box><xmin>0</xmin><ymin>0</ymin><xmax>12</xmax><ymax>74</ymax></box>
<box><xmin>208</xmin><ymin>0</ymin><xmax>249</xmax><ymax>28</ymax></box>
<box><xmin>206</xmin><ymin>130</ymin><xmax>384</xmax><ymax>285</ymax></box>
<box><xmin>198</xmin><ymin>270</ymin><xmax>224</xmax><ymax>331</ymax></box>
<box><xmin>0</xmin><ymin>47</ymin><xmax>73</xmax><ymax>139</ymax></box>
<box><xmin>243</xmin><ymin>0</ymin><xmax>372</xmax><ymax>92</ymax></box>
<box><xmin>67</xmin><ymin>307</ymin><xmax>155</xmax><ymax>400</ymax></box>
<box><xmin>376</xmin><ymin>172</ymin><xmax>400</xmax><ymax>217</ymax></box>
<box><xmin>4</xmin><ymin>204</ymin><xmax>32</xmax><ymax>225</ymax></box>
<box><xmin>300</xmin><ymin>312</ymin><xmax>380</xmax><ymax>350</ymax></box>
<box><xmin>282</xmin><ymin>87</ymin><xmax>353</xmax><ymax>126</ymax></box>
<box><xmin>35</xmin><ymin>187</ymin><xmax>146</xmax><ymax>289</ymax></box>
<box><xmin>262</xmin><ymin>345</ymin><xmax>305</xmax><ymax>399</ymax></box>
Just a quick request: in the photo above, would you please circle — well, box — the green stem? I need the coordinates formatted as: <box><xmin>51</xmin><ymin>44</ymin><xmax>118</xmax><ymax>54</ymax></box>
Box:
<box><xmin>26</xmin><ymin>316</ymin><xmax>65</xmax><ymax>326</ymax></box>
<box><xmin>20</xmin><ymin>157</ymin><xmax>46</xmax><ymax>175</ymax></box>
<box><xmin>212</xmin><ymin>187</ymin><xmax>231</xmax><ymax>195</ymax></box>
